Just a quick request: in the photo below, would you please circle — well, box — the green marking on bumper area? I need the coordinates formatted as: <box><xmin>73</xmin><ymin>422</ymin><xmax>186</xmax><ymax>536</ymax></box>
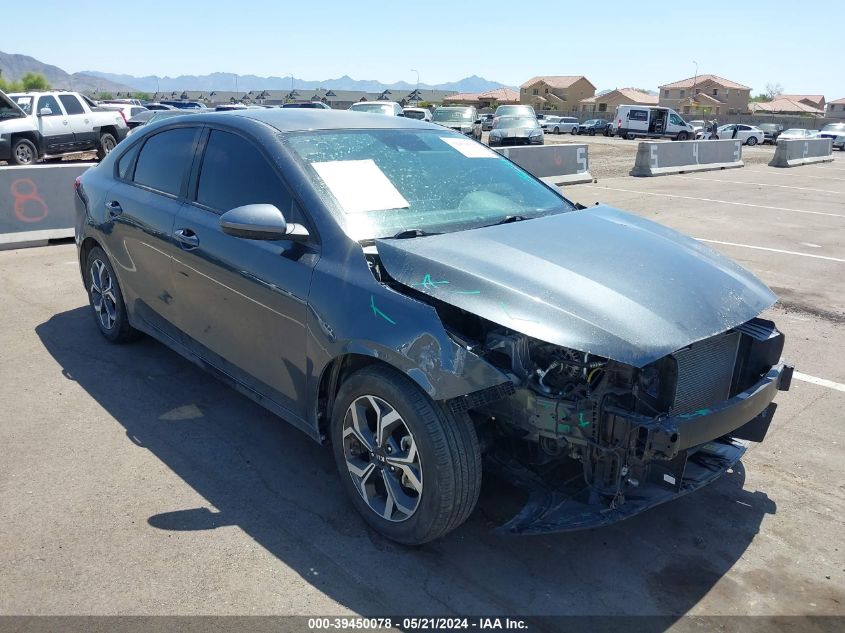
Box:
<box><xmin>413</xmin><ymin>274</ymin><xmax>450</xmax><ymax>290</ymax></box>
<box><xmin>578</xmin><ymin>412</ymin><xmax>590</xmax><ymax>428</ymax></box>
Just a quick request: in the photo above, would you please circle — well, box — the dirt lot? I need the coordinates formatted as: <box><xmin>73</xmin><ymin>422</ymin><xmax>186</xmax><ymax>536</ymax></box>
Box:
<box><xmin>0</xmin><ymin>149</ymin><xmax>843</xmax><ymax>630</ymax></box>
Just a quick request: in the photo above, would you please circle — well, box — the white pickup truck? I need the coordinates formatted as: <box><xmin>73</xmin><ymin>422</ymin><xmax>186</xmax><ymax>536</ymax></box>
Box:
<box><xmin>0</xmin><ymin>90</ymin><xmax>128</xmax><ymax>165</ymax></box>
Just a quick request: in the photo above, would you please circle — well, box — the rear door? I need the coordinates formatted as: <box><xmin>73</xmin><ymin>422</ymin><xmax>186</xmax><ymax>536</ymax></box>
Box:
<box><xmin>103</xmin><ymin>125</ymin><xmax>202</xmax><ymax>335</ymax></box>
<box><xmin>34</xmin><ymin>95</ymin><xmax>73</xmax><ymax>152</ymax></box>
<box><xmin>58</xmin><ymin>94</ymin><xmax>96</xmax><ymax>149</ymax></box>
<box><xmin>172</xmin><ymin>127</ymin><xmax>318</xmax><ymax>418</ymax></box>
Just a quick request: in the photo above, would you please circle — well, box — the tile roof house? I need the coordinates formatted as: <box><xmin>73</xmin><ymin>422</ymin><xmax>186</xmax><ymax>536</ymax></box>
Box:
<box><xmin>749</xmin><ymin>98</ymin><xmax>825</xmax><ymax>116</ymax></box>
<box><xmin>659</xmin><ymin>74</ymin><xmax>751</xmax><ymax>115</ymax></box>
<box><xmin>520</xmin><ymin>76</ymin><xmax>596</xmax><ymax>110</ymax></box>
<box><xmin>580</xmin><ymin>87</ymin><xmax>658</xmax><ymax>113</ymax></box>
<box><xmin>825</xmin><ymin>97</ymin><xmax>845</xmax><ymax>119</ymax></box>
<box><xmin>151</xmin><ymin>88</ymin><xmax>457</xmax><ymax>109</ymax></box>
<box><xmin>443</xmin><ymin>87</ymin><xmax>520</xmax><ymax>108</ymax></box>
<box><xmin>775</xmin><ymin>94</ymin><xmax>826</xmax><ymax>110</ymax></box>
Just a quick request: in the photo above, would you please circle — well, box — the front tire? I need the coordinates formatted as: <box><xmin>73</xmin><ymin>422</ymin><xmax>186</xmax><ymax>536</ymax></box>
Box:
<box><xmin>330</xmin><ymin>366</ymin><xmax>482</xmax><ymax>545</ymax></box>
<box><xmin>553</xmin><ymin>126</ymin><xmax>560</xmax><ymax>134</ymax></box>
<box><xmin>84</xmin><ymin>247</ymin><xmax>141</xmax><ymax>343</ymax></box>
<box><xmin>677</xmin><ymin>131</ymin><xmax>689</xmax><ymax>141</ymax></box>
<box><xmin>97</xmin><ymin>133</ymin><xmax>117</xmax><ymax>161</ymax></box>
<box><xmin>11</xmin><ymin>138</ymin><xmax>38</xmax><ymax>166</ymax></box>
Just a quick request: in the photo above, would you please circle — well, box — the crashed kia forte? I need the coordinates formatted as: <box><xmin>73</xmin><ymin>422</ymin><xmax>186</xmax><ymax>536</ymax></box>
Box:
<box><xmin>74</xmin><ymin>109</ymin><xmax>793</xmax><ymax>544</ymax></box>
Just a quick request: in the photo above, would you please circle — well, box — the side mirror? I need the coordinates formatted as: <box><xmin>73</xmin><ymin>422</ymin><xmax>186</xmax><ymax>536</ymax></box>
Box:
<box><xmin>219</xmin><ymin>204</ymin><xmax>309</xmax><ymax>242</ymax></box>
<box><xmin>474</xmin><ymin>119</ymin><xmax>482</xmax><ymax>125</ymax></box>
<box><xmin>38</xmin><ymin>108</ymin><xmax>52</xmax><ymax>117</ymax></box>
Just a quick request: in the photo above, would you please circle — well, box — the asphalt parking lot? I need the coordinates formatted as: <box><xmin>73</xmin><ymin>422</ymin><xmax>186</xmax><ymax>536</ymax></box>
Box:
<box><xmin>1</xmin><ymin>155</ymin><xmax>843</xmax><ymax>626</ymax></box>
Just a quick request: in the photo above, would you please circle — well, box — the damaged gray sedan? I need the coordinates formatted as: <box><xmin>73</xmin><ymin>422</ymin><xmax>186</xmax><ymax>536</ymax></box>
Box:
<box><xmin>74</xmin><ymin>109</ymin><xmax>792</xmax><ymax>545</ymax></box>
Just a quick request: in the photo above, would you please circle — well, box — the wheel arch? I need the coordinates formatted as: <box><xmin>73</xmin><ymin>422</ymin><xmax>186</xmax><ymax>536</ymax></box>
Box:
<box><xmin>10</xmin><ymin>131</ymin><xmax>42</xmax><ymax>156</ymax></box>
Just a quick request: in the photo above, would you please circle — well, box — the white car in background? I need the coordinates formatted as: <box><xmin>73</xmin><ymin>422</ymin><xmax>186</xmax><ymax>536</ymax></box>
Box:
<box><xmin>711</xmin><ymin>124</ymin><xmax>764</xmax><ymax>146</ymax></box>
<box><xmin>776</xmin><ymin>128</ymin><xmax>819</xmax><ymax>144</ymax></box>
<box><xmin>539</xmin><ymin>116</ymin><xmax>581</xmax><ymax>135</ymax></box>
<box><xmin>817</xmin><ymin>123</ymin><xmax>845</xmax><ymax>150</ymax></box>
<box><xmin>402</xmin><ymin>107</ymin><xmax>432</xmax><ymax>122</ymax></box>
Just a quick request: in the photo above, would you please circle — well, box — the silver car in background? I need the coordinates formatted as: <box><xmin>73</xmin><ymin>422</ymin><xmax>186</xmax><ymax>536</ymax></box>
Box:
<box><xmin>431</xmin><ymin>106</ymin><xmax>482</xmax><ymax>140</ymax></box>
<box><xmin>348</xmin><ymin>101</ymin><xmax>404</xmax><ymax>116</ymax></box>
<box><xmin>488</xmin><ymin>116</ymin><xmax>544</xmax><ymax>146</ymax></box>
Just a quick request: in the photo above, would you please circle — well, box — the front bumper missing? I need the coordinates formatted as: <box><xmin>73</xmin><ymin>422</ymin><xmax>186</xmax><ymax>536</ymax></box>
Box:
<box><xmin>490</xmin><ymin>439</ymin><xmax>746</xmax><ymax>535</ymax></box>
<box><xmin>489</xmin><ymin>362</ymin><xmax>792</xmax><ymax>535</ymax></box>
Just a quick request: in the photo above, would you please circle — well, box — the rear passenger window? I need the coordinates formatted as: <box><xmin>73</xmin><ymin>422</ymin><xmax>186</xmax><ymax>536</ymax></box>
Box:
<box><xmin>196</xmin><ymin>130</ymin><xmax>298</xmax><ymax>221</ymax></box>
<box><xmin>133</xmin><ymin>128</ymin><xmax>198</xmax><ymax>196</ymax></box>
<box><xmin>58</xmin><ymin>95</ymin><xmax>85</xmax><ymax>115</ymax></box>
<box><xmin>117</xmin><ymin>143</ymin><xmax>141</xmax><ymax>180</ymax></box>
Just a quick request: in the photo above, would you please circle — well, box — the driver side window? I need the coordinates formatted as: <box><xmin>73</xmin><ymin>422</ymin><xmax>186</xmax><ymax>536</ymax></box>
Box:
<box><xmin>37</xmin><ymin>95</ymin><xmax>62</xmax><ymax>117</ymax></box>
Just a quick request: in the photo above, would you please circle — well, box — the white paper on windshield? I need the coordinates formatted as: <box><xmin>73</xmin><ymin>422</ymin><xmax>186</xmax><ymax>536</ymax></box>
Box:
<box><xmin>312</xmin><ymin>159</ymin><xmax>409</xmax><ymax>214</ymax></box>
<box><xmin>440</xmin><ymin>136</ymin><xmax>498</xmax><ymax>158</ymax></box>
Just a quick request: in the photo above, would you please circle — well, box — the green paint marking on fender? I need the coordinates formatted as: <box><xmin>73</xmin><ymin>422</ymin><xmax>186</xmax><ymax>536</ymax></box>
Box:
<box><xmin>578</xmin><ymin>412</ymin><xmax>590</xmax><ymax>428</ymax></box>
<box><xmin>370</xmin><ymin>295</ymin><xmax>396</xmax><ymax>325</ymax></box>
<box><xmin>454</xmin><ymin>290</ymin><xmax>481</xmax><ymax>295</ymax></box>
<box><xmin>413</xmin><ymin>273</ymin><xmax>450</xmax><ymax>290</ymax></box>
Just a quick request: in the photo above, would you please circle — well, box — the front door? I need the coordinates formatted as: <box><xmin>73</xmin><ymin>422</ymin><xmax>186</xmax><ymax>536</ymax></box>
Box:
<box><xmin>172</xmin><ymin>127</ymin><xmax>318</xmax><ymax>419</ymax></box>
<box><xmin>34</xmin><ymin>95</ymin><xmax>72</xmax><ymax>152</ymax></box>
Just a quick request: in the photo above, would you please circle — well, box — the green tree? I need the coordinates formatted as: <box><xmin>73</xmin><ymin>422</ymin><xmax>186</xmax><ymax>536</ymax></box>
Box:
<box><xmin>98</xmin><ymin>92</ymin><xmax>114</xmax><ymax>100</ymax></box>
<box><xmin>20</xmin><ymin>73</ymin><xmax>50</xmax><ymax>90</ymax></box>
<box><xmin>0</xmin><ymin>77</ymin><xmax>24</xmax><ymax>92</ymax></box>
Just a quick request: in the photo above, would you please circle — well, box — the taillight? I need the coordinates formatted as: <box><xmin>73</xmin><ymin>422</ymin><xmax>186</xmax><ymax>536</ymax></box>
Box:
<box><xmin>74</xmin><ymin>176</ymin><xmax>81</xmax><ymax>191</ymax></box>
<box><xmin>117</xmin><ymin>110</ymin><xmax>127</xmax><ymax>124</ymax></box>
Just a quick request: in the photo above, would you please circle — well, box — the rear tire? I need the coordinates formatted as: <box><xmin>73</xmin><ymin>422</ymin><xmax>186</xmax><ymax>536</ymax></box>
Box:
<box><xmin>571</xmin><ymin>127</ymin><xmax>578</xmax><ymax>135</ymax></box>
<box><xmin>330</xmin><ymin>365</ymin><xmax>482</xmax><ymax>545</ymax></box>
<box><xmin>96</xmin><ymin>133</ymin><xmax>117</xmax><ymax>161</ymax></box>
<box><xmin>11</xmin><ymin>138</ymin><xmax>38</xmax><ymax>166</ymax></box>
<box><xmin>746</xmin><ymin>136</ymin><xmax>758</xmax><ymax>147</ymax></box>
<box><xmin>84</xmin><ymin>247</ymin><xmax>142</xmax><ymax>343</ymax></box>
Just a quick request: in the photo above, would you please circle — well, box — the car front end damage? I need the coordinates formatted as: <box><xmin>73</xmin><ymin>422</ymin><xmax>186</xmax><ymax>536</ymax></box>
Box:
<box><xmin>372</xmin><ymin>205</ymin><xmax>793</xmax><ymax>534</ymax></box>
<box><xmin>463</xmin><ymin>319</ymin><xmax>791</xmax><ymax>534</ymax></box>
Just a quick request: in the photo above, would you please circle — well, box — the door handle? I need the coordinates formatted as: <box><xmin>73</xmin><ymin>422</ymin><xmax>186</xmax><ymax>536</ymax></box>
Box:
<box><xmin>63</xmin><ymin>120</ymin><xmax>69</xmax><ymax>125</ymax></box>
<box><xmin>105</xmin><ymin>200</ymin><xmax>123</xmax><ymax>217</ymax></box>
<box><xmin>174</xmin><ymin>228</ymin><xmax>200</xmax><ymax>249</ymax></box>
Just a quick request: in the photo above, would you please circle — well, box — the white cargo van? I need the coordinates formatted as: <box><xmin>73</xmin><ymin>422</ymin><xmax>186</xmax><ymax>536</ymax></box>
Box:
<box><xmin>613</xmin><ymin>105</ymin><xmax>694</xmax><ymax>141</ymax></box>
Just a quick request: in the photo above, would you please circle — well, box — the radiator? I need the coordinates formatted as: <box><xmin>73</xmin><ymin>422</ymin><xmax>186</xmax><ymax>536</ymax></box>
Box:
<box><xmin>670</xmin><ymin>331</ymin><xmax>741</xmax><ymax>415</ymax></box>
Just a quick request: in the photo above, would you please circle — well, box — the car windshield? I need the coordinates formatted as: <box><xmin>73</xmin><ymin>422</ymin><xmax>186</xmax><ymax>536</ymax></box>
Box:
<box><xmin>584</xmin><ymin>120</ymin><xmax>598</xmax><ymax>125</ymax></box>
<box><xmin>8</xmin><ymin>95</ymin><xmax>33</xmax><ymax>114</ymax></box>
<box><xmin>285</xmin><ymin>128</ymin><xmax>572</xmax><ymax>241</ymax></box>
<box><xmin>433</xmin><ymin>108</ymin><xmax>473</xmax><ymax>123</ymax></box>
<box><xmin>543</xmin><ymin>117</ymin><xmax>560</xmax><ymax>123</ymax></box>
<box><xmin>496</xmin><ymin>105</ymin><xmax>534</xmax><ymax>117</ymax></box>
<box><xmin>496</xmin><ymin>116</ymin><xmax>539</xmax><ymax>129</ymax></box>
<box><xmin>350</xmin><ymin>103</ymin><xmax>394</xmax><ymax>115</ymax></box>
<box><xmin>403</xmin><ymin>110</ymin><xmax>427</xmax><ymax>120</ymax></box>
<box><xmin>821</xmin><ymin>124</ymin><xmax>845</xmax><ymax>132</ymax></box>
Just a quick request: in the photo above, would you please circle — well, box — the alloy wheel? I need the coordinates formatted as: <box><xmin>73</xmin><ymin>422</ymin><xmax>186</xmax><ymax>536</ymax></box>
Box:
<box><xmin>89</xmin><ymin>259</ymin><xmax>117</xmax><ymax>330</ymax></box>
<box><xmin>342</xmin><ymin>395</ymin><xmax>422</xmax><ymax>522</ymax></box>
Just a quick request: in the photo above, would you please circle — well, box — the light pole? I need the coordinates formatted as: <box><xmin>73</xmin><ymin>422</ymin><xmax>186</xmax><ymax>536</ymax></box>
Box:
<box><xmin>411</xmin><ymin>69</ymin><xmax>419</xmax><ymax>104</ymax></box>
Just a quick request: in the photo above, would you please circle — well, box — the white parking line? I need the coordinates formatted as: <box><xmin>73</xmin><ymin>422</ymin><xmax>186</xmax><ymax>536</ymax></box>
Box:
<box><xmin>743</xmin><ymin>167</ymin><xmax>845</xmax><ymax>181</ymax></box>
<box><xmin>581</xmin><ymin>185</ymin><xmax>845</xmax><ymax>218</ymax></box>
<box><xmin>793</xmin><ymin>371</ymin><xmax>845</xmax><ymax>393</ymax></box>
<box><xmin>696</xmin><ymin>238</ymin><xmax>845</xmax><ymax>263</ymax></box>
<box><xmin>677</xmin><ymin>175</ymin><xmax>843</xmax><ymax>195</ymax></box>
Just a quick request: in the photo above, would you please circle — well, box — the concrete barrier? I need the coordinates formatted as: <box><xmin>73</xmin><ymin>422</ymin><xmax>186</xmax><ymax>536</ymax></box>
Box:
<box><xmin>630</xmin><ymin>139</ymin><xmax>743</xmax><ymax>177</ymax></box>
<box><xmin>494</xmin><ymin>144</ymin><xmax>592</xmax><ymax>185</ymax></box>
<box><xmin>0</xmin><ymin>164</ymin><xmax>93</xmax><ymax>249</ymax></box>
<box><xmin>769</xmin><ymin>138</ymin><xmax>834</xmax><ymax>167</ymax></box>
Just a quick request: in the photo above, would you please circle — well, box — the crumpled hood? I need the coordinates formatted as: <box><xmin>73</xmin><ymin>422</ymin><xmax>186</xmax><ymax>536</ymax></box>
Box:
<box><xmin>375</xmin><ymin>205</ymin><xmax>776</xmax><ymax>367</ymax></box>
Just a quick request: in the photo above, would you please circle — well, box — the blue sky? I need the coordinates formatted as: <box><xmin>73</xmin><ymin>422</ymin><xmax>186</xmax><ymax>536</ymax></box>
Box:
<box><xmin>5</xmin><ymin>0</ymin><xmax>843</xmax><ymax>97</ymax></box>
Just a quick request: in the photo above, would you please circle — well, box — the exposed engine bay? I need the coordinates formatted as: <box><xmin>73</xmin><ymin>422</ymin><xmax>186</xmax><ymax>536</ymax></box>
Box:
<box><xmin>465</xmin><ymin>311</ymin><xmax>790</xmax><ymax>533</ymax></box>
<box><xmin>368</xmin><ymin>246</ymin><xmax>793</xmax><ymax>534</ymax></box>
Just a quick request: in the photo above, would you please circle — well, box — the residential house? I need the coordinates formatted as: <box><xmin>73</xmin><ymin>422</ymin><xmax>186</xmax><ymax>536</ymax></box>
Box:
<box><xmin>520</xmin><ymin>76</ymin><xmax>596</xmax><ymax>111</ymax></box>
<box><xmin>580</xmin><ymin>88</ymin><xmax>658</xmax><ymax>113</ymax></box>
<box><xmin>658</xmin><ymin>74</ymin><xmax>751</xmax><ymax>115</ymax></box>
<box><xmin>825</xmin><ymin>98</ymin><xmax>845</xmax><ymax>119</ymax></box>
<box><xmin>148</xmin><ymin>88</ymin><xmax>457</xmax><ymax>109</ymax></box>
<box><xmin>775</xmin><ymin>94</ymin><xmax>826</xmax><ymax>110</ymax></box>
<box><xmin>749</xmin><ymin>98</ymin><xmax>824</xmax><ymax>116</ymax></box>
<box><xmin>442</xmin><ymin>87</ymin><xmax>520</xmax><ymax>109</ymax></box>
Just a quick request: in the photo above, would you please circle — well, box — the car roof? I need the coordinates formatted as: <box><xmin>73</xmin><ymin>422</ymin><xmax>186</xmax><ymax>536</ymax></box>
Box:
<box><xmin>169</xmin><ymin>108</ymin><xmax>434</xmax><ymax>133</ymax></box>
